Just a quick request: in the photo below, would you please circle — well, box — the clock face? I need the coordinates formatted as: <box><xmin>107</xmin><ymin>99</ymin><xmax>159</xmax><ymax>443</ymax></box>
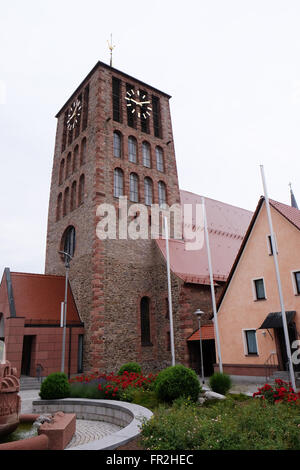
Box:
<box><xmin>125</xmin><ymin>89</ymin><xmax>152</xmax><ymax>119</ymax></box>
<box><xmin>67</xmin><ymin>99</ymin><xmax>82</xmax><ymax>130</ymax></box>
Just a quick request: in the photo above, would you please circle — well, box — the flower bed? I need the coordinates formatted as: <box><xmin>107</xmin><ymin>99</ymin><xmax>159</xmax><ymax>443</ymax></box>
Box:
<box><xmin>252</xmin><ymin>379</ymin><xmax>300</xmax><ymax>404</ymax></box>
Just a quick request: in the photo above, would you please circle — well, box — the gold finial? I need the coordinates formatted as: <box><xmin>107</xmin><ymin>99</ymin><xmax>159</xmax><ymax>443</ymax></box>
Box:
<box><xmin>107</xmin><ymin>34</ymin><xmax>116</xmax><ymax>67</ymax></box>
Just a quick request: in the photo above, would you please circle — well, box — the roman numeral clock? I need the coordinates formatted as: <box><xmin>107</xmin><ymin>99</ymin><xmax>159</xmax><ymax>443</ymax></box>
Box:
<box><xmin>125</xmin><ymin>89</ymin><xmax>152</xmax><ymax>119</ymax></box>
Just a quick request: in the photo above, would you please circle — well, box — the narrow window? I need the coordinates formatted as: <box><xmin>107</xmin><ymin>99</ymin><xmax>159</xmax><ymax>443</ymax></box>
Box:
<box><xmin>82</xmin><ymin>85</ymin><xmax>89</xmax><ymax>131</ymax></box>
<box><xmin>130</xmin><ymin>173</ymin><xmax>139</xmax><ymax>202</ymax></box>
<box><xmin>63</xmin><ymin>187</ymin><xmax>70</xmax><ymax>216</ymax></box>
<box><xmin>77</xmin><ymin>334</ymin><xmax>84</xmax><ymax>373</ymax></box>
<box><xmin>144</xmin><ymin>177</ymin><xmax>153</xmax><ymax>206</ymax></box>
<box><xmin>66</xmin><ymin>152</ymin><xmax>72</xmax><ymax>178</ymax></box>
<box><xmin>141</xmin><ymin>297</ymin><xmax>151</xmax><ymax>346</ymax></box>
<box><xmin>158</xmin><ymin>181</ymin><xmax>167</xmax><ymax>207</ymax></box>
<box><xmin>142</xmin><ymin>141</ymin><xmax>151</xmax><ymax>168</ymax></box>
<box><xmin>152</xmin><ymin>95</ymin><xmax>162</xmax><ymax>138</ymax></box>
<box><xmin>166</xmin><ymin>331</ymin><xmax>171</xmax><ymax>351</ymax></box>
<box><xmin>245</xmin><ymin>330</ymin><xmax>258</xmax><ymax>355</ymax></box>
<box><xmin>113</xmin><ymin>131</ymin><xmax>122</xmax><ymax>158</ymax></box>
<box><xmin>294</xmin><ymin>271</ymin><xmax>300</xmax><ymax>294</ymax></box>
<box><xmin>56</xmin><ymin>193</ymin><xmax>62</xmax><ymax>221</ymax></box>
<box><xmin>59</xmin><ymin>159</ymin><xmax>65</xmax><ymax>185</ymax></box>
<box><xmin>80</xmin><ymin>137</ymin><xmax>87</xmax><ymax>165</ymax></box>
<box><xmin>156</xmin><ymin>146</ymin><xmax>164</xmax><ymax>172</ymax></box>
<box><xmin>61</xmin><ymin>111</ymin><xmax>68</xmax><ymax>153</ymax></box>
<box><xmin>71</xmin><ymin>181</ymin><xmax>77</xmax><ymax>211</ymax></box>
<box><xmin>114</xmin><ymin>168</ymin><xmax>124</xmax><ymax>198</ymax></box>
<box><xmin>126</xmin><ymin>83</ymin><xmax>136</xmax><ymax>128</ymax></box>
<box><xmin>140</xmin><ymin>90</ymin><xmax>149</xmax><ymax>133</ymax></box>
<box><xmin>128</xmin><ymin>136</ymin><xmax>137</xmax><ymax>163</ymax></box>
<box><xmin>112</xmin><ymin>77</ymin><xmax>121</xmax><ymax>122</ymax></box>
<box><xmin>61</xmin><ymin>225</ymin><xmax>76</xmax><ymax>260</ymax></box>
<box><xmin>73</xmin><ymin>145</ymin><xmax>79</xmax><ymax>173</ymax></box>
<box><xmin>254</xmin><ymin>278</ymin><xmax>266</xmax><ymax>300</ymax></box>
<box><xmin>78</xmin><ymin>174</ymin><xmax>85</xmax><ymax>205</ymax></box>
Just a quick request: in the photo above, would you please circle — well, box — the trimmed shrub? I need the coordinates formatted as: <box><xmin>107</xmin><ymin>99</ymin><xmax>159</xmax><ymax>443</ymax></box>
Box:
<box><xmin>155</xmin><ymin>365</ymin><xmax>201</xmax><ymax>403</ymax></box>
<box><xmin>118</xmin><ymin>362</ymin><xmax>142</xmax><ymax>375</ymax></box>
<box><xmin>209</xmin><ymin>372</ymin><xmax>232</xmax><ymax>395</ymax></box>
<box><xmin>40</xmin><ymin>372</ymin><xmax>71</xmax><ymax>400</ymax></box>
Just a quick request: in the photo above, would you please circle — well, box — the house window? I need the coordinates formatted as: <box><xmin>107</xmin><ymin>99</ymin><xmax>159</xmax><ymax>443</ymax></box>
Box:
<box><xmin>156</xmin><ymin>146</ymin><xmax>164</xmax><ymax>172</ymax></box>
<box><xmin>144</xmin><ymin>177</ymin><xmax>153</xmax><ymax>206</ymax></box>
<box><xmin>158</xmin><ymin>181</ymin><xmax>167</xmax><ymax>207</ymax></box>
<box><xmin>114</xmin><ymin>168</ymin><xmax>124</xmax><ymax>198</ymax></box>
<box><xmin>141</xmin><ymin>297</ymin><xmax>151</xmax><ymax>346</ymax></box>
<box><xmin>128</xmin><ymin>136</ymin><xmax>137</xmax><ymax>163</ymax></box>
<box><xmin>245</xmin><ymin>330</ymin><xmax>258</xmax><ymax>355</ymax></box>
<box><xmin>112</xmin><ymin>77</ymin><xmax>121</xmax><ymax>122</ymax></box>
<box><xmin>294</xmin><ymin>271</ymin><xmax>300</xmax><ymax>294</ymax></box>
<box><xmin>130</xmin><ymin>173</ymin><xmax>139</xmax><ymax>202</ymax></box>
<box><xmin>254</xmin><ymin>278</ymin><xmax>266</xmax><ymax>300</ymax></box>
<box><xmin>113</xmin><ymin>131</ymin><xmax>122</xmax><ymax>158</ymax></box>
<box><xmin>142</xmin><ymin>141</ymin><xmax>151</xmax><ymax>168</ymax></box>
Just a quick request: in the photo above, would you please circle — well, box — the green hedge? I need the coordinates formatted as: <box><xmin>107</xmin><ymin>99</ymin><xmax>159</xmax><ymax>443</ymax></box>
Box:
<box><xmin>39</xmin><ymin>372</ymin><xmax>70</xmax><ymax>400</ymax></box>
<box><xmin>118</xmin><ymin>362</ymin><xmax>142</xmax><ymax>375</ymax></box>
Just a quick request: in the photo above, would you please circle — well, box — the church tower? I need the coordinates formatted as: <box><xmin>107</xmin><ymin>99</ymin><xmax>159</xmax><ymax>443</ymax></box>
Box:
<box><xmin>45</xmin><ymin>61</ymin><xmax>181</xmax><ymax>373</ymax></box>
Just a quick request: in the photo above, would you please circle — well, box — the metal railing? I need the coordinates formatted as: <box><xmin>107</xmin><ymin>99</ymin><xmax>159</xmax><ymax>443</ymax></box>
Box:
<box><xmin>264</xmin><ymin>352</ymin><xmax>277</xmax><ymax>382</ymax></box>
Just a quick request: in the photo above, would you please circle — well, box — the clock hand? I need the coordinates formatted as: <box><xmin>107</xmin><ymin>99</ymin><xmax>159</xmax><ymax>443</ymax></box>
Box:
<box><xmin>139</xmin><ymin>101</ymin><xmax>151</xmax><ymax>105</ymax></box>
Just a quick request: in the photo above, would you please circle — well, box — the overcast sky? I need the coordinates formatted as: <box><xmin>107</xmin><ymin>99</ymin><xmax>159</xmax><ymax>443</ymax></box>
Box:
<box><xmin>1</xmin><ymin>0</ymin><xmax>300</xmax><ymax>275</ymax></box>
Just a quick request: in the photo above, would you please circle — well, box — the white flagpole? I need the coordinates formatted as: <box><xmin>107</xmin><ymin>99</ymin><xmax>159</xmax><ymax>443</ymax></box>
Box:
<box><xmin>202</xmin><ymin>196</ymin><xmax>223</xmax><ymax>373</ymax></box>
<box><xmin>164</xmin><ymin>216</ymin><xmax>176</xmax><ymax>366</ymax></box>
<box><xmin>260</xmin><ymin>165</ymin><xmax>296</xmax><ymax>390</ymax></box>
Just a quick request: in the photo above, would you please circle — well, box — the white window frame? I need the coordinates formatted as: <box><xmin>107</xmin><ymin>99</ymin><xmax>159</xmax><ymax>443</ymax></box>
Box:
<box><xmin>242</xmin><ymin>329</ymin><xmax>259</xmax><ymax>356</ymax></box>
<box><xmin>252</xmin><ymin>277</ymin><xmax>267</xmax><ymax>301</ymax></box>
<box><xmin>291</xmin><ymin>269</ymin><xmax>300</xmax><ymax>295</ymax></box>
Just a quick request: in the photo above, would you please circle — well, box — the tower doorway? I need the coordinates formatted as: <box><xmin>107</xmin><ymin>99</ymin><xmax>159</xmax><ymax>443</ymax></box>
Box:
<box><xmin>21</xmin><ymin>335</ymin><xmax>34</xmax><ymax>376</ymax></box>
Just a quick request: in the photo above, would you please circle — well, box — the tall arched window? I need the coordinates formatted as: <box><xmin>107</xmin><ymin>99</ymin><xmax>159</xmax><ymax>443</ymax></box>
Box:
<box><xmin>128</xmin><ymin>136</ymin><xmax>137</xmax><ymax>163</ymax></box>
<box><xmin>156</xmin><ymin>146</ymin><xmax>164</xmax><ymax>172</ymax></box>
<box><xmin>0</xmin><ymin>313</ymin><xmax>4</xmax><ymax>341</ymax></box>
<box><xmin>71</xmin><ymin>181</ymin><xmax>77</xmax><ymax>211</ymax></box>
<box><xmin>59</xmin><ymin>159</ymin><xmax>65</xmax><ymax>185</ymax></box>
<box><xmin>130</xmin><ymin>173</ymin><xmax>139</xmax><ymax>202</ymax></box>
<box><xmin>61</xmin><ymin>225</ymin><xmax>76</xmax><ymax>263</ymax></box>
<box><xmin>78</xmin><ymin>174</ymin><xmax>85</xmax><ymax>205</ymax></box>
<box><xmin>56</xmin><ymin>193</ymin><xmax>62</xmax><ymax>221</ymax></box>
<box><xmin>63</xmin><ymin>187</ymin><xmax>70</xmax><ymax>216</ymax></box>
<box><xmin>142</xmin><ymin>141</ymin><xmax>151</xmax><ymax>168</ymax></box>
<box><xmin>114</xmin><ymin>168</ymin><xmax>124</xmax><ymax>198</ymax></box>
<box><xmin>80</xmin><ymin>137</ymin><xmax>87</xmax><ymax>165</ymax></box>
<box><xmin>144</xmin><ymin>177</ymin><xmax>153</xmax><ymax>206</ymax></box>
<box><xmin>158</xmin><ymin>181</ymin><xmax>167</xmax><ymax>207</ymax></box>
<box><xmin>113</xmin><ymin>131</ymin><xmax>122</xmax><ymax>158</ymax></box>
<box><xmin>140</xmin><ymin>297</ymin><xmax>151</xmax><ymax>346</ymax></box>
<box><xmin>73</xmin><ymin>145</ymin><xmax>79</xmax><ymax>173</ymax></box>
<box><xmin>66</xmin><ymin>152</ymin><xmax>72</xmax><ymax>178</ymax></box>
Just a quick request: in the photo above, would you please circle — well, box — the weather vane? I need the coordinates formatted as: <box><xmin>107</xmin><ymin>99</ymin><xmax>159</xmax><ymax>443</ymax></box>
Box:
<box><xmin>107</xmin><ymin>34</ymin><xmax>116</xmax><ymax>67</ymax></box>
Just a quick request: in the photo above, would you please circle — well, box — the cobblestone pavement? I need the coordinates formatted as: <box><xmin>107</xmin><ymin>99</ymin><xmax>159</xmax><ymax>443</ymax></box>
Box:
<box><xmin>66</xmin><ymin>419</ymin><xmax>122</xmax><ymax>449</ymax></box>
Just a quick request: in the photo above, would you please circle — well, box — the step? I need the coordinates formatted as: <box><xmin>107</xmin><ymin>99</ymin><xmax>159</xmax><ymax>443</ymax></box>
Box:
<box><xmin>20</xmin><ymin>376</ymin><xmax>44</xmax><ymax>390</ymax></box>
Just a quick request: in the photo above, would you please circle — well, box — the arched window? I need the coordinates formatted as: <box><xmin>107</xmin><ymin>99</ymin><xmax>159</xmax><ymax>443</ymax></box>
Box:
<box><xmin>156</xmin><ymin>146</ymin><xmax>164</xmax><ymax>172</ymax></box>
<box><xmin>142</xmin><ymin>141</ymin><xmax>151</xmax><ymax>168</ymax></box>
<box><xmin>0</xmin><ymin>313</ymin><xmax>5</xmax><ymax>340</ymax></box>
<box><xmin>66</xmin><ymin>152</ymin><xmax>72</xmax><ymax>178</ymax></box>
<box><xmin>59</xmin><ymin>159</ymin><xmax>65</xmax><ymax>185</ymax></box>
<box><xmin>71</xmin><ymin>181</ymin><xmax>77</xmax><ymax>211</ymax></box>
<box><xmin>78</xmin><ymin>174</ymin><xmax>85</xmax><ymax>205</ymax></box>
<box><xmin>144</xmin><ymin>177</ymin><xmax>153</xmax><ymax>206</ymax></box>
<box><xmin>56</xmin><ymin>193</ymin><xmax>62</xmax><ymax>221</ymax></box>
<box><xmin>158</xmin><ymin>181</ymin><xmax>167</xmax><ymax>207</ymax></box>
<box><xmin>128</xmin><ymin>136</ymin><xmax>137</xmax><ymax>163</ymax></box>
<box><xmin>130</xmin><ymin>173</ymin><xmax>139</xmax><ymax>202</ymax></box>
<box><xmin>61</xmin><ymin>226</ymin><xmax>76</xmax><ymax>262</ymax></box>
<box><xmin>113</xmin><ymin>131</ymin><xmax>122</xmax><ymax>158</ymax></box>
<box><xmin>80</xmin><ymin>137</ymin><xmax>87</xmax><ymax>165</ymax></box>
<box><xmin>63</xmin><ymin>187</ymin><xmax>70</xmax><ymax>216</ymax></box>
<box><xmin>114</xmin><ymin>168</ymin><xmax>124</xmax><ymax>198</ymax></box>
<box><xmin>73</xmin><ymin>145</ymin><xmax>79</xmax><ymax>173</ymax></box>
<box><xmin>140</xmin><ymin>297</ymin><xmax>151</xmax><ymax>346</ymax></box>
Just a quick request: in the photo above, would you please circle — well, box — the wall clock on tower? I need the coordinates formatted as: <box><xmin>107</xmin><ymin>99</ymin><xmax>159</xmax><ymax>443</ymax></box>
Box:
<box><xmin>125</xmin><ymin>89</ymin><xmax>152</xmax><ymax>119</ymax></box>
<box><xmin>67</xmin><ymin>99</ymin><xmax>82</xmax><ymax>130</ymax></box>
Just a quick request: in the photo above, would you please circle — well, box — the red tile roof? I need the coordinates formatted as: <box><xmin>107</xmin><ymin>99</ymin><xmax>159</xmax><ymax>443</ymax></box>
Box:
<box><xmin>156</xmin><ymin>191</ymin><xmax>252</xmax><ymax>284</ymax></box>
<box><xmin>3</xmin><ymin>272</ymin><xmax>82</xmax><ymax>325</ymax></box>
<box><xmin>270</xmin><ymin>199</ymin><xmax>300</xmax><ymax>231</ymax></box>
<box><xmin>187</xmin><ymin>325</ymin><xmax>215</xmax><ymax>341</ymax></box>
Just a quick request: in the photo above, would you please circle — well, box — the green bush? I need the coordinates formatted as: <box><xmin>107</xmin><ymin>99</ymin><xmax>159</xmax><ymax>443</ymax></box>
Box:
<box><xmin>141</xmin><ymin>398</ymin><xmax>300</xmax><ymax>450</ymax></box>
<box><xmin>209</xmin><ymin>372</ymin><xmax>232</xmax><ymax>395</ymax></box>
<box><xmin>39</xmin><ymin>372</ymin><xmax>71</xmax><ymax>400</ymax></box>
<box><xmin>118</xmin><ymin>362</ymin><xmax>141</xmax><ymax>375</ymax></box>
<box><xmin>155</xmin><ymin>365</ymin><xmax>201</xmax><ymax>403</ymax></box>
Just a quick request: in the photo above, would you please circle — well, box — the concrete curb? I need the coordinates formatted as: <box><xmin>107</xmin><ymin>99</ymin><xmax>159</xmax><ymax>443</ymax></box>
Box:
<box><xmin>32</xmin><ymin>398</ymin><xmax>153</xmax><ymax>450</ymax></box>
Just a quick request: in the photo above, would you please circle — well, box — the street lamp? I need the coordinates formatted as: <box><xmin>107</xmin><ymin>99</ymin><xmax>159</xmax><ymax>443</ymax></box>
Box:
<box><xmin>59</xmin><ymin>251</ymin><xmax>72</xmax><ymax>374</ymax></box>
<box><xmin>193</xmin><ymin>309</ymin><xmax>205</xmax><ymax>385</ymax></box>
